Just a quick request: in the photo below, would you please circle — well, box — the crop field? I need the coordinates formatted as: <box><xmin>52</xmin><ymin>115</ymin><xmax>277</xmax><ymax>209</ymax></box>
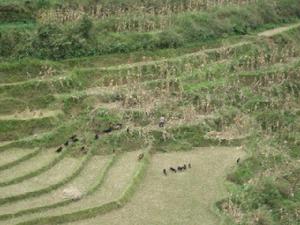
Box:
<box><xmin>0</xmin><ymin>0</ymin><xmax>299</xmax><ymax>225</ymax></box>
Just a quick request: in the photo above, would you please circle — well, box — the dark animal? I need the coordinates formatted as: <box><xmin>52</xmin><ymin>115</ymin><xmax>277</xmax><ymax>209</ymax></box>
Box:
<box><xmin>72</xmin><ymin>138</ymin><xmax>79</xmax><ymax>143</ymax></box>
<box><xmin>163</xmin><ymin>169</ymin><xmax>167</xmax><ymax>176</ymax></box>
<box><xmin>138</xmin><ymin>153</ymin><xmax>144</xmax><ymax>161</ymax></box>
<box><xmin>95</xmin><ymin>134</ymin><xmax>99</xmax><ymax>140</ymax></box>
<box><xmin>64</xmin><ymin>141</ymin><xmax>69</xmax><ymax>146</ymax></box>
<box><xmin>183</xmin><ymin>164</ymin><xmax>187</xmax><ymax>170</ymax></box>
<box><xmin>177</xmin><ymin>166</ymin><xmax>183</xmax><ymax>171</ymax></box>
<box><xmin>56</xmin><ymin>146</ymin><xmax>63</xmax><ymax>153</ymax></box>
<box><xmin>237</xmin><ymin>158</ymin><xmax>240</xmax><ymax>164</ymax></box>
<box><xmin>126</xmin><ymin>128</ymin><xmax>130</xmax><ymax>133</ymax></box>
<box><xmin>103</xmin><ymin>127</ymin><xmax>113</xmax><ymax>133</ymax></box>
<box><xmin>188</xmin><ymin>163</ymin><xmax>191</xmax><ymax>169</ymax></box>
<box><xmin>80</xmin><ymin>146</ymin><xmax>85</xmax><ymax>151</ymax></box>
<box><xmin>170</xmin><ymin>167</ymin><xmax>177</xmax><ymax>173</ymax></box>
<box><xmin>70</xmin><ymin>135</ymin><xmax>77</xmax><ymax>140</ymax></box>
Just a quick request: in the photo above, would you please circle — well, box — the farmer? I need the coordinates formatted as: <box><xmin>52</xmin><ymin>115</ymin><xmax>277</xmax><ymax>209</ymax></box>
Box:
<box><xmin>159</xmin><ymin>115</ymin><xmax>165</xmax><ymax>128</ymax></box>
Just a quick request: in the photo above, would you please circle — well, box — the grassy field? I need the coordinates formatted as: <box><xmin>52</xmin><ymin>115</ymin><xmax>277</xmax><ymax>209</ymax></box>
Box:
<box><xmin>0</xmin><ymin>155</ymin><xmax>112</xmax><ymax>218</ymax></box>
<box><xmin>65</xmin><ymin>147</ymin><xmax>245</xmax><ymax>225</ymax></box>
<box><xmin>0</xmin><ymin>1</ymin><xmax>299</xmax><ymax>224</ymax></box>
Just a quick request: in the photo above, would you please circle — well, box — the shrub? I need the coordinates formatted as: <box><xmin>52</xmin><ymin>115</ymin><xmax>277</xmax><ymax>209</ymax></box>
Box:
<box><xmin>0</xmin><ymin>4</ymin><xmax>35</xmax><ymax>23</ymax></box>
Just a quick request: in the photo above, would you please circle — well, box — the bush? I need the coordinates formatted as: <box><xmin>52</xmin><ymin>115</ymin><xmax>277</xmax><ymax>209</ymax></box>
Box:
<box><xmin>156</xmin><ymin>30</ymin><xmax>184</xmax><ymax>48</ymax></box>
<box><xmin>74</xmin><ymin>15</ymin><xmax>94</xmax><ymax>39</ymax></box>
<box><xmin>0</xmin><ymin>4</ymin><xmax>35</xmax><ymax>23</ymax></box>
<box><xmin>30</xmin><ymin>23</ymin><xmax>92</xmax><ymax>59</ymax></box>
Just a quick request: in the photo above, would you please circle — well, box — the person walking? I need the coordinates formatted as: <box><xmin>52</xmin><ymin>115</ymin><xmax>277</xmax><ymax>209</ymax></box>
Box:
<box><xmin>159</xmin><ymin>115</ymin><xmax>165</xmax><ymax>128</ymax></box>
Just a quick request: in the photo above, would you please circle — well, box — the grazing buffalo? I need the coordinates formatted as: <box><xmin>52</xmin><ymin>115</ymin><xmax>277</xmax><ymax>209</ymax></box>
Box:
<box><xmin>95</xmin><ymin>134</ymin><xmax>99</xmax><ymax>140</ymax></box>
<box><xmin>188</xmin><ymin>163</ymin><xmax>191</xmax><ymax>169</ymax></box>
<box><xmin>170</xmin><ymin>167</ymin><xmax>177</xmax><ymax>173</ymax></box>
<box><xmin>56</xmin><ymin>146</ymin><xmax>63</xmax><ymax>153</ymax></box>
<box><xmin>64</xmin><ymin>141</ymin><xmax>69</xmax><ymax>146</ymax></box>
<box><xmin>103</xmin><ymin>127</ymin><xmax>113</xmax><ymax>133</ymax></box>
<box><xmin>70</xmin><ymin>135</ymin><xmax>77</xmax><ymax>140</ymax></box>
<box><xmin>163</xmin><ymin>169</ymin><xmax>167</xmax><ymax>176</ymax></box>
<box><xmin>237</xmin><ymin>158</ymin><xmax>240</xmax><ymax>164</ymax></box>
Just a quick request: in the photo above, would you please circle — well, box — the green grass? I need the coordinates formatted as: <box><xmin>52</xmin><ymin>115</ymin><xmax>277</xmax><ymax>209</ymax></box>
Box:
<box><xmin>0</xmin><ymin>114</ymin><xmax>62</xmax><ymax>142</ymax></box>
<box><xmin>0</xmin><ymin>148</ymin><xmax>38</xmax><ymax>171</ymax></box>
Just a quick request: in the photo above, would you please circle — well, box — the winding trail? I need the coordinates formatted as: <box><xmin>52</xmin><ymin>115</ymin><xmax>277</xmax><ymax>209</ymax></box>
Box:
<box><xmin>258</xmin><ymin>22</ymin><xmax>300</xmax><ymax>37</ymax></box>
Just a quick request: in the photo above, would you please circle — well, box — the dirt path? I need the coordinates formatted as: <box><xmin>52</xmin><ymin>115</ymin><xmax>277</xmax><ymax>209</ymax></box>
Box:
<box><xmin>258</xmin><ymin>23</ymin><xmax>300</xmax><ymax>37</ymax></box>
<box><xmin>64</xmin><ymin>147</ymin><xmax>245</xmax><ymax>225</ymax></box>
<box><xmin>0</xmin><ymin>110</ymin><xmax>62</xmax><ymax>121</ymax></box>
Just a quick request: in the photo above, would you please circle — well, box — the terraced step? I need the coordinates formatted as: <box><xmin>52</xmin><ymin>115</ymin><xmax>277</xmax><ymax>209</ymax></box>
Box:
<box><xmin>0</xmin><ymin>151</ymin><xmax>89</xmax><ymax>205</ymax></box>
<box><xmin>0</xmin><ymin>148</ymin><xmax>39</xmax><ymax>171</ymax></box>
<box><xmin>7</xmin><ymin>150</ymin><xmax>144</xmax><ymax>225</ymax></box>
<box><xmin>0</xmin><ymin>113</ymin><xmax>61</xmax><ymax>142</ymax></box>
<box><xmin>0</xmin><ymin>119</ymin><xmax>81</xmax><ymax>152</ymax></box>
<box><xmin>0</xmin><ymin>110</ymin><xmax>62</xmax><ymax>121</ymax></box>
<box><xmin>0</xmin><ymin>130</ymin><xmax>57</xmax><ymax>151</ymax></box>
<box><xmin>0</xmin><ymin>154</ymin><xmax>115</xmax><ymax>221</ymax></box>
<box><xmin>1</xmin><ymin>22</ymin><xmax>299</xmax><ymax>102</ymax></box>
<box><xmin>1</xmin><ymin>22</ymin><xmax>298</xmax><ymax>93</ymax></box>
<box><xmin>64</xmin><ymin>147</ymin><xmax>245</xmax><ymax>225</ymax></box>
<box><xmin>0</xmin><ymin>148</ymin><xmax>63</xmax><ymax>187</ymax></box>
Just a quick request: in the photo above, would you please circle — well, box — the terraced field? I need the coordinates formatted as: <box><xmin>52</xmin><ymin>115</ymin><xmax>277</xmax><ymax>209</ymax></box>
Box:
<box><xmin>0</xmin><ymin>1</ymin><xmax>300</xmax><ymax>224</ymax></box>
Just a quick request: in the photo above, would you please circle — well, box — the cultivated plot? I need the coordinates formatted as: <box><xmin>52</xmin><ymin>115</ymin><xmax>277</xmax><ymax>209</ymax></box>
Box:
<box><xmin>65</xmin><ymin>147</ymin><xmax>245</xmax><ymax>225</ymax></box>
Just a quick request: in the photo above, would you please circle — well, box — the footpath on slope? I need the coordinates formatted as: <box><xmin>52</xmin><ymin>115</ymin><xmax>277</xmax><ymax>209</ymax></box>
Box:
<box><xmin>0</xmin><ymin>110</ymin><xmax>62</xmax><ymax>121</ymax></box>
<box><xmin>258</xmin><ymin>22</ymin><xmax>300</xmax><ymax>37</ymax></box>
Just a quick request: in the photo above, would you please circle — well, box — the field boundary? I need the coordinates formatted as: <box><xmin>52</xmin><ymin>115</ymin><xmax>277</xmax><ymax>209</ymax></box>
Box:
<box><xmin>15</xmin><ymin>148</ymin><xmax>151</xmax><ymax>225</ymax></box>
<box><xmin>0</xmin><ymin>148</ymin><xmax>40</xmax><ymax>171</ymax></box>
<box><xmin>0</xmin><ymin>147</ymin><xmax>94</xmax><ymax>206</ymax></box>
<box><xmin>0</xmin><ymin>147</ymin><xmax>69</xmax><ymax>187</ymax></box>
<box><xmin>0</xmin><ymin>154</ymin><xmax>117</xmax><ymax>221</ymax></box>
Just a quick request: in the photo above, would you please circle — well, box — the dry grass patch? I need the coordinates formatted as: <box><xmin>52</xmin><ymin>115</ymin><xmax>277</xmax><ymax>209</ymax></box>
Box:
<box><xmin>0</xmin><ymin>148</ymin><xmax>58</xmax><ymax>185</ymax></box>
<box><xmin>66</xmin><ymin>147</ymin><xmax>245</xmax><ymax>225</ymax></box>
<box><xmin>0</xmin><ymin>155</ymin><xmax>81</xmax><ymax>198</ymax></box>
<box><xmin>0</xmin><ymin>148</ymin><xmax>37</xmax><ymax>169</ymax></box>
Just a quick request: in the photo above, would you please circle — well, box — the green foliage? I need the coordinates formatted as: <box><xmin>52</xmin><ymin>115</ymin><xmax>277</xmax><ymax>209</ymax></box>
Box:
<box><xmin>1</xmin><ymin>0</ymin><xmax>300</xmax><ymax>60</ymax></box>
<box><xmin>0</xmin><ymin>116</ymin><xmax>59</xmax><ymax>141</ymax></box>
<box><xmin>227</xmin><ymin>157</ymin><xmax>263</xmax><ymax>185</ymax></box>
<box><xmin>75</xmin><ymin>15</ymin><xmax>94</xmax><ymax>39</ymax></box>
<box><xmin>0</xmin><ymin>4</ymin><xmax>35</xmax><ymax>23</ymax></box>
<box><xmin>92</xmin><ymin>109</ymin><xmax>121</xmax><ymax>131</ymax></box>
<box><xmin>30</xmin><ymin>23</ymin><xmax>92</xmax><ymax>60</ymax></box>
